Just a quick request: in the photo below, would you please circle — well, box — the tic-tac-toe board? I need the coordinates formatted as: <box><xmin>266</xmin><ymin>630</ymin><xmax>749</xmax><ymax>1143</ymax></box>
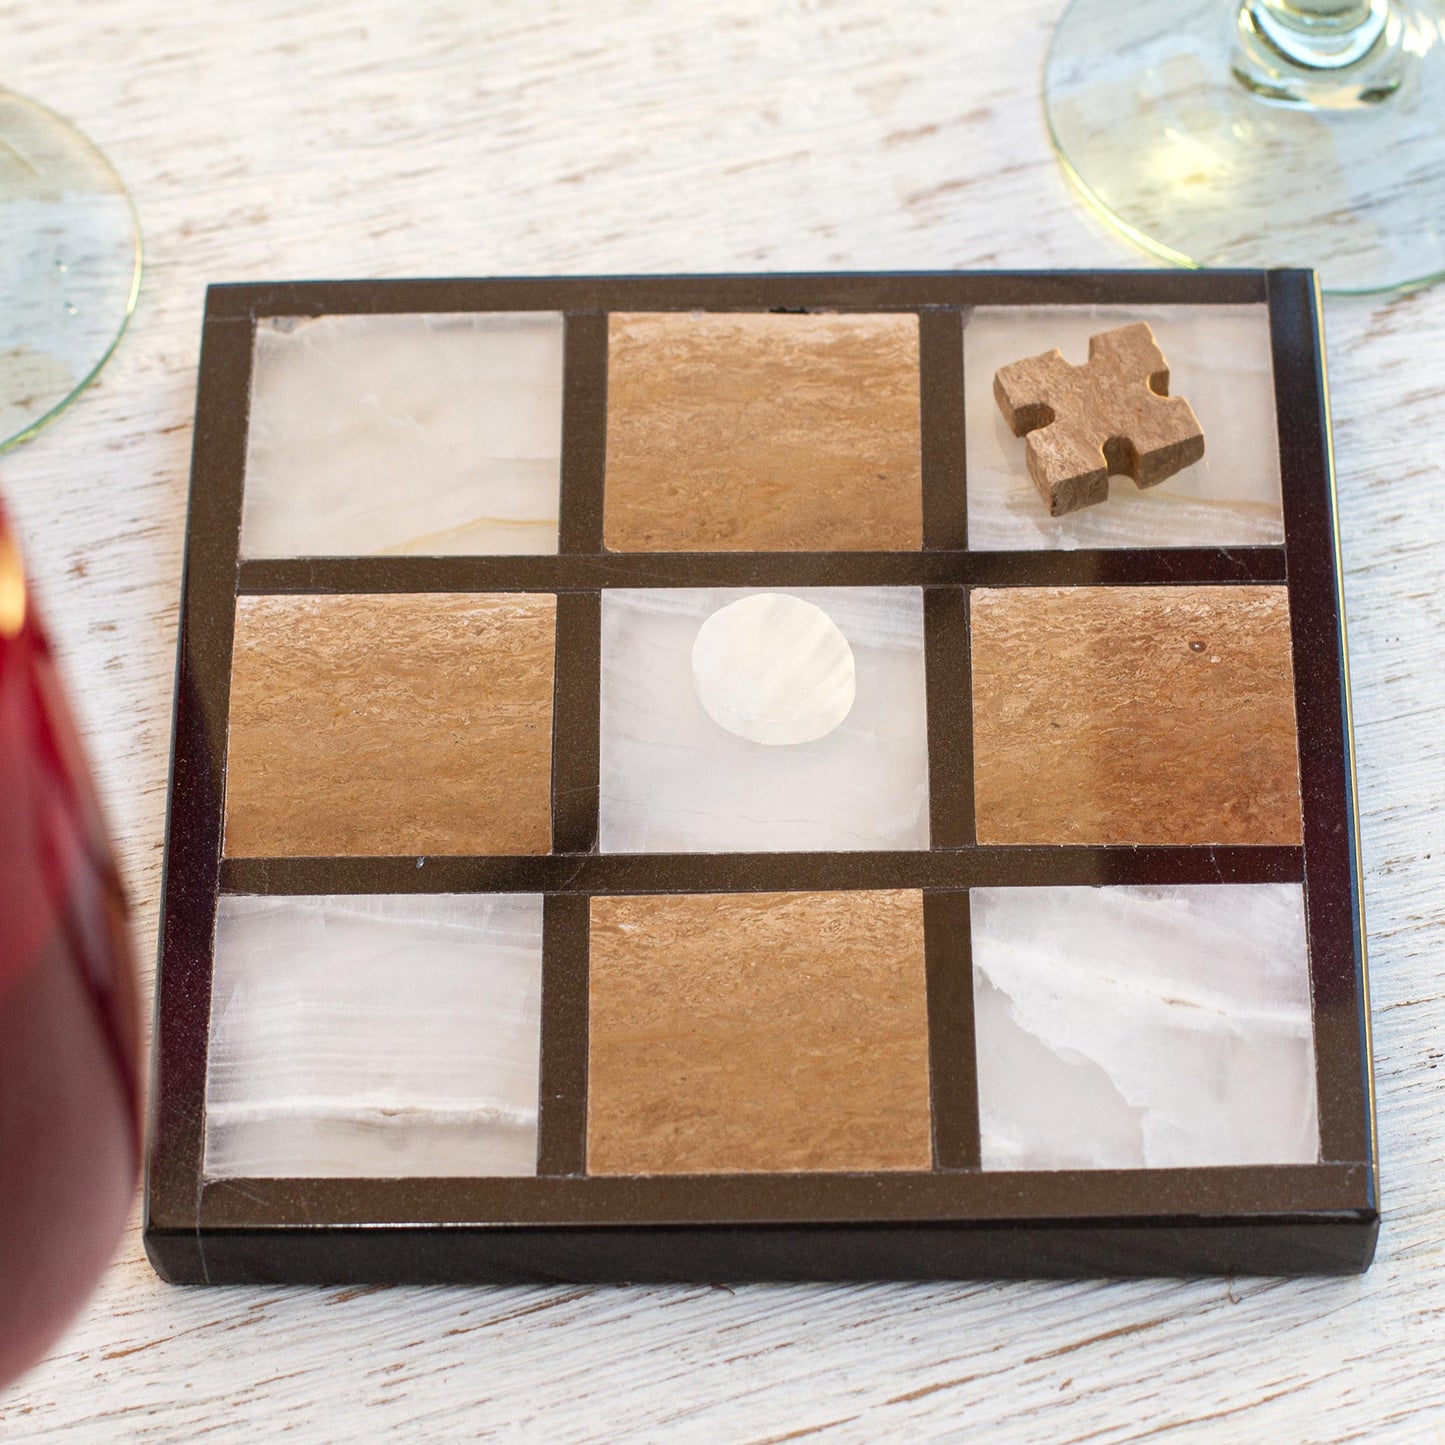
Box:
<box><xmin>146</xmin><ymin>271</ymin><xmax>1376</xmax><ymax>1284</ymax></box>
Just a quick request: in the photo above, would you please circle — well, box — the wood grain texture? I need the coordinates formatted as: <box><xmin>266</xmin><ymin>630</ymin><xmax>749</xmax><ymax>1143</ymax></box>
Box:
<box><xmin>604</xmin><ymin>311</ymin><xmax>923</xmax><ymax>551</ymax></box>
<box><xmin>1</xmin><ymin>1</ymin><xmax>1442</xmax><ymax>1440</ymax></box>
<box><xmin>971</xmin><ymin>585</ymin><xmax>1303</xmax><ymax>846</ymax></box>
<box><xmin>586</xmin><ymin>891</ymin><xmax>932</xmax><ymax>1175</ymax></box>
<box><xmin>223</xmin><ymin>592</ymin><xmax>556</xmax><ymax>856</ymax></box>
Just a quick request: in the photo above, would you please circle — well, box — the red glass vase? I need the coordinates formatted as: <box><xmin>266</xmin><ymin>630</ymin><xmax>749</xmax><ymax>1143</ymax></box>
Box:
<box><xmin>0</xmin><ymin>503</ymin><xmax>140</xmax><ymax>1388</ymax></box>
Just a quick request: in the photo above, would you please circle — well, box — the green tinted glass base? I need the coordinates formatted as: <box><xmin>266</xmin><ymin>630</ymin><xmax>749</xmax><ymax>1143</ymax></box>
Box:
<box><xmin>0</xmin><ymin>91</ymin><xmax>141</xmax><ymax>452</ymax></box>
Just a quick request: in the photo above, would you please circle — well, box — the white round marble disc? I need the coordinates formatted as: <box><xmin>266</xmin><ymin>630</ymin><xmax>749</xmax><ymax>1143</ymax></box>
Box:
<box><xmin>690</xmin><ymin>593</ymin><xmax>856</xmax><ymax>746</ymax></box>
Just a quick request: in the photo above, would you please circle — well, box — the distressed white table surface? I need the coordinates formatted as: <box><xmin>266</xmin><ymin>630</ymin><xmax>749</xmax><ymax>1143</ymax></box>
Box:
<box><xmin>3</xmin><ymin>2</ymin><xmax>1443</xmax><ymax>1440</ymax></box>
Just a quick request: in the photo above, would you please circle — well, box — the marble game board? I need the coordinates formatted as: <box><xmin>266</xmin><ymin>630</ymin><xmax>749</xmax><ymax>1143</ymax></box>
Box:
<box><xmin>146</xmin><ymin>271</ymin><xmax>1376</xmax><ymax>1284</ymax></box>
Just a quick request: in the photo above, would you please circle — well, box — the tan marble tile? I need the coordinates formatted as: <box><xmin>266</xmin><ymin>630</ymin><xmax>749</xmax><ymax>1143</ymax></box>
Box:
<box><xmin>970</xmin><ymin>585</ymin><xmax>1303</xmax><ymax>846</ymax></box>
<box><xmin>223</xmin><ymin>592</ymin><xmax>556</xmax><ymax>857</ymax></box>
<box><xmin>604</xmin><ymin>312</ymin><xmax>924</xmax><ymax>552</ymax></box>
<box><xmin>586</xmin><ymin>890</ymin><xmax>933</xmax><ymax>1175</ymax></box>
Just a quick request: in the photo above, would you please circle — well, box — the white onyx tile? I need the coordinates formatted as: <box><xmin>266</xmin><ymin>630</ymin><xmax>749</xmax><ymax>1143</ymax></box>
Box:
<box><xmin>600</xmin><ymin>587</ymin><xmax>929</xmax><ymax>853</ymax></box>
<box><xmin>971</xmin><ymin>883</ymin><xmax>1318</xmax><ymax>1171</ymax></box>
<box><xmin>965</xmin><ymin>304</ymin><xmax>1283</xmax><ymax>550</ymax></box>
<box><xmin>204</xmin><ymin>893</ymin><xmax>543</xmax><ymax>1178</ymax></box>
<box><xmin>240</xmin><ymin>312</ymin><xmax>564</xmax><ymax>557</ymax></box>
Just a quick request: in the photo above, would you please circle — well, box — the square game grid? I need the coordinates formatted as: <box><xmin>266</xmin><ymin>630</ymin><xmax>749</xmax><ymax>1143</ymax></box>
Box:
<box><xmin>147</xmin><ymin>270</ymin><xmax>1376</xmax><ymax>1285</ymax></box>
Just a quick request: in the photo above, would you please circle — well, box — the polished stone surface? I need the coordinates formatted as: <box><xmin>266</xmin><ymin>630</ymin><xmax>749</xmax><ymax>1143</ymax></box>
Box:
<box><xmin>204</xmin><ymin>893</ymin><xmax>544</xmax><ymax>1178</ymax></box>
<box><xmin>241</xmin><ymin>312</ymin><xmax>565</xmax><ymax>557</ymax></box>
<box><xmin>223</xmin><ymin>592</ymin><xmax>556</xmax><ymax>857</ymax></box>
<box><xmin>970</xmin><ymin>585</ymin><xmax>1303</xmax><ymax>846</ymax></box>
<box><xmin>587</xmin><ymin>890</ymin><xmax>933</xmax><ymax>1175</ymax></box>
<box><xmin>604</xmin><ymin>311</ymin><xmax>923</xmax><ymax>551</ymax></box>
<box><xmin>965</xmin><ymin>305</ymin><xmax>1283</xmax><ymax>550</ymax></box>
<box><xmin>971</xmin><ymin>883</ymin><xmax>1319</xmax><ymax>1170</ymax></box>
<box><xmin>690</xmin><ymin>592</ymin><xmax>856</xmax><ymax>745</ymax></box>
<box><xmin>600</xmin><ymin>586</ymin><xmax>929</xmax><ymax>852</ymax></box>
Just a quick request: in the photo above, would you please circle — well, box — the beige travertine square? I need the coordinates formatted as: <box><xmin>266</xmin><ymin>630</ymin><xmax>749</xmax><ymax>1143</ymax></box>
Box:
<box><xmin>204</xmin><ymin>893</ymin><xmax>545</xmax><ymax>1178</ymax></box>
<box><xmin>223</xmin><ymin>592</ymin><xmax>556</xmax><ymax>857</ymax></box>
<box><xmin>970</xmin><ymin>585</ymin><xmax>1303</xmax><ymax>846</ymax></box>
<box><xmin>604</xmin><ymin>312</ymin><xmax>923</xmax><ymax>552</ymax></box>
<box><xmin>586</xmin><ymin>890</ymin><xmax>933</xmax><ymax>1175</ymax></box>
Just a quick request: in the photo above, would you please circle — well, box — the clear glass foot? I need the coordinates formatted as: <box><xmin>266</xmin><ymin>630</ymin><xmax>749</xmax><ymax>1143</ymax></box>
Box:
<box><xmin>1044</xmin><ymin>0</ymin><xmax>1445</xmax><ymax>294</ymax></box>
<box><xmin>0</xmin><ymin>91</ymin><xmax>141</xmax><ymax>451</ymax></box>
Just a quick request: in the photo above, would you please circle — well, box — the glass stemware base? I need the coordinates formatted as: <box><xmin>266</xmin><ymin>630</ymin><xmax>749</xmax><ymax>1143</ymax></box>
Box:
<box><xmin>0</xmin><ymin>91</ymin><xmax>141</xmax><ymax>451</ymax></box>
<box><xmin>1045</xmin><ymin>0</ymin><xmax>1445</xmax><ymax>295</ymax></box>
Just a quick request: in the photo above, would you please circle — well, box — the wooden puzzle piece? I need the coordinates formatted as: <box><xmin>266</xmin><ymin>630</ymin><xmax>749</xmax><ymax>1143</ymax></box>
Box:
<box><xmin>993</xmin><ymin>322</ymin><xmax>1205</xmax><ymax>517</ymax></box>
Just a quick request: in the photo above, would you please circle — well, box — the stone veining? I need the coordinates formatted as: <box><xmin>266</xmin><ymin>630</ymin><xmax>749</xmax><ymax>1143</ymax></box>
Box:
<box><xmin>241</xmin><ymin>311</ymin><xmax>565</xmax><ymax>558</ymax></box>
<box><xmin>204</xmin><ymin>893</ymin><xmax>544</xmax><ymax>1179</ymax></box>
<box><xmin>971</xmin><ymin>883</ymin><xmax>1319</xmax><ymax>1170</ymax></box>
